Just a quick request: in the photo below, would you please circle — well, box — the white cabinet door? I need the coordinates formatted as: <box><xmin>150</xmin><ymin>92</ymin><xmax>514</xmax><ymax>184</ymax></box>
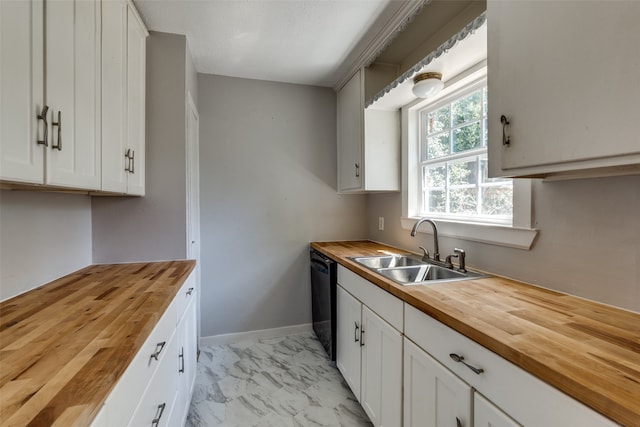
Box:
<box><xmin>487</xmin><ymin>0</ymin><xmax>640</xmax><ymax>178</ymax></box>
<box><xmin>45</xmin><ymin>0</ymin><xmax>101</xmax><ymax>190</ymax></box>
<box><xmin>336</xmin><ymin>285</ymin><xmax>362</xmax><ymax>400</ymax></box>
<box><xmin>474</xmin><ymin>393</ymin><xmax>521</xmax><ymax>427</ymax></box>
<box><xmin>337</xmin><ymin>69</ymin><xmax>364</xmax><ymax>192</ymax></box>
<box><xmin>101</xmin><ymin>0</ymin><xmax>127</xmax><ymax>193</ymax></box>
<box><xmin>360</xmin><ymin>306</ymin><xmax>402</xmax><ymax>427</ymax></box>
<box><xmin>403</xmin><ymin>338</ymin><xmax>472</xmax><ymax>427</ymax></box>
<box><xmin>0</xmin><ymin>0</ymin><xmax>45</xmax><ymax>184</ymax></box>
<box><xmin>176</xmin><ymin>294</ymin><xmax>197</xmax><ymax>425</ymax></box>
<box><xmin>125</xmin><ymin>3</ymin><xmax>147</xmax><ymax>195</ymax></box>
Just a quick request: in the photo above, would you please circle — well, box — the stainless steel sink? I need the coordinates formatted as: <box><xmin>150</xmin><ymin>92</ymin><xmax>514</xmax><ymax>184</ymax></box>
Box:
<box><xmin>350</xmin><ymin>255</ymin><xmax>424</xmax><ymax>269</ymax></box>
<box><xmin>377</xmin><ymin>265</ymin><xmax>467</xmax><ymax>284</ymax></box>
<box><xmin>348</xmin><ymin>255</ymin><xmax>487</xmax><ymax>285</ymax></box>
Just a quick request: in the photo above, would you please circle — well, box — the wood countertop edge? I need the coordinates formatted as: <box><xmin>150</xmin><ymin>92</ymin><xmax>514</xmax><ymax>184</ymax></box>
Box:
<box><xmin>310</xmin><ymin>241</ymin><xmax>639</xmax><ymax>426</ymax></box>
<box><xmin>0</xmin><ymin>259</ymin><xmax>196</xmax><ymax>427</ymax></box>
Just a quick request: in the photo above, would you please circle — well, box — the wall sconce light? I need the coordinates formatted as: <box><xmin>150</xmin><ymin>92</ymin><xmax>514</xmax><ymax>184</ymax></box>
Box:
<box><xmin>412</xmin><ymin>72</ymin><xmax>444</xmax><ymax>99</ymax></box>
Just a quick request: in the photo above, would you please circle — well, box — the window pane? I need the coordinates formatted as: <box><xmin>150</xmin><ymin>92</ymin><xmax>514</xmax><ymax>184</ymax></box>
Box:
<box><xmin>482</xmin><ymin>186</ymin><xmax>513</xmax><ymax>216</ymax></box>
<box><xmin>425</xmin><ymin>165</ymin><xmax>446</xmax><ymax>188</ymax></box>
<box><xmin>452</xmin><ymin>91</ymin><xmax>481</xmax><ymax>126</ymax></box>
<box><xmin>427</xmin><ymin>134</ymin><xmax>450</xmax><ymax>159</ymax></box>
<box><xmin>450</xmin><ymin>188</ymin><xmax>477</xmax><ymax>214</ymax></box>
<box><xmin>483</xmin><ymin>87</ymin><xmax>488</xmax><ymax>117</ymax></box>
<box><xmin>449</xmin><ymin>160</ymin><xmax>478</xmax><ymax>186</ymax></box>
<box><xmin>427</xmin><ymin>106</ymin><xmax>450</xmax><ymax>135</ymax></box>
<box><xmin>453</xmin><ymin>122</ymin><xmax>481</xmax><ymax>153</ymax></box>
<box><xmin>480</xmin><ymin>158</ymin><xmax>509</xmax><ymax>183</ymax></box>
<box><xmin>428</xmin><ymin>190</ymin><xmax>446</xmax><ymax>213</ymax></box>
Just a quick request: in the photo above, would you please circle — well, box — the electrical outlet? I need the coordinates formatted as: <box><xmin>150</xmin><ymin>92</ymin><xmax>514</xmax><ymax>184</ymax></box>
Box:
<box><xmin>378</xmin><ymin>217</ymin><xmax>385</xmax><ymax>231</ymax></box>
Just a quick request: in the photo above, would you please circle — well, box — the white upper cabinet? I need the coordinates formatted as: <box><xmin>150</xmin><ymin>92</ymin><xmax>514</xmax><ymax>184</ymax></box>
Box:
<box><xmin>101</xmin><ymin>0</ymin><xmax>147</xmax><ymax>195</ymax></box>
<box><xmin>0</xmin><ymin>0</ymin><xmax>45</xmax><ymax>184</ymax></box>
<box><xmin>45</xmin><ymin>0</ymin><xmax>101</xmax><ymax>190</ymax></box>
<box><xmin>337</xmin><ymin>68</ymin><xmax>400</xmax><ymax>193</ymax></box>
<box><xmin>487</xmin><ymin>0</ymin><xmax>640</xmax><ymax>178</ymax></box>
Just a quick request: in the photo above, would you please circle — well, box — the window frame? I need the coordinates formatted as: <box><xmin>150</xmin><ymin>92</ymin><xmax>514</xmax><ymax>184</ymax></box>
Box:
<box><xmin>401</xmin><ymin>65</ymin><xmax>538</xmax><ymax>250</ymax></box>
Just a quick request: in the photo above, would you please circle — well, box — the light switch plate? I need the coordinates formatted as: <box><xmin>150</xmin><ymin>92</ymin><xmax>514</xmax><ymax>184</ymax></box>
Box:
<box><xmin>378</xmin><ymin>217</ymin><xmax>384</xmax><ymax>231</ymax></box>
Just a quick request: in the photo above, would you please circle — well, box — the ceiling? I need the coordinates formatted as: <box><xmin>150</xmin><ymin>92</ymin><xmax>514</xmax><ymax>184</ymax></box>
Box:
<box><xmin>134</xmin><ymin>0</ymin><xmax>409</xmax><ymax>88</ymax></box>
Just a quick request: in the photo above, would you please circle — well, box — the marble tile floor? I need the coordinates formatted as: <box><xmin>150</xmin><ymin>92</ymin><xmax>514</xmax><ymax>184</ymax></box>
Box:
<box><xmin>186</xmin><ymin>332</ymin><xmax>373</xmax><ymax>427</ymax></box>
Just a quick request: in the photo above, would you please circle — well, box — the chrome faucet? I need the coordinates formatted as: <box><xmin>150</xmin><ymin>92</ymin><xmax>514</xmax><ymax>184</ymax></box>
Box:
<box><xmin>410</xmin><ymin>218</ymin><xmax>440</xmax><ymax>262</ymax></box>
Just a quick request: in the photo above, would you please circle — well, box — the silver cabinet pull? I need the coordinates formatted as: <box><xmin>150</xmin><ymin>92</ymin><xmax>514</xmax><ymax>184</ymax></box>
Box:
<box><xmin>450</xmin><ymin>353</ymin><xmax>484</xmax><ymax>375</ymax></box>
<box><xmin>150</xmin><ymin>341</ymin><xmax>166</xmax><ymax>362</ymax></box>
<box><xmin>124</xmin><ymin>149</ymin><xmax>131</xmax><ymax>172</ymax></box>
<box><xmin>354</xmin><ymin>322</ymin><xmax>359</xmax><ymax>343</ymax></box>
<box><xmin>130</xmin><ymin>149</ymin><xmax>135</xmax><ymax>174</ymax></box>
<box><xmin>52</xmin><ymin>110</ymin><xmax>62</xmax><ymax>150</ymax></box>
<box><xmin>151</xmin><ymin>403</ymin><xmax>166</xmax><ymax>427</ymax></box>
<box><xmin>179</xmin><ymin>346</ymin><xmax>185</xmax><ymax>373</ymax></box>
<box><xmin>360</xmin><ymin>327</ymin><xmax>365</xmax><ymax>347</ymax></box>
<box><xmin>37</xmin><ymin>105</ymin><xmax>49</xmax><ymax>146</ymax></box>
<box><xmin>355</xmin><ymin>162</ymin><xmax>360</xmax><ymax>177</ymax></box>
<box><xmin>501</xmin><ymin>115</ymin><xmax>510</xmax><ymax>146</ymax></box>
<box><xmin>186</xmin><ymin>287</ymin><xmax>194</xmax><ymax>296</ymax></box>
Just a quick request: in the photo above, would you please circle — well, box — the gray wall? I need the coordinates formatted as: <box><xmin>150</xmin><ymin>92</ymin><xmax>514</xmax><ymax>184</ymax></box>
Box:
<box><xmin>0</xmin><ymin>191</ymin><xmax>92</xmax><ymax>300</ymax></box>
<box><xmin>198</xmin><ymin>74</ymin><xmax>368</xmax><ymax>337</ymax></box>
<box><xmin>92</xmin><ymin>32</ymin><xmax>189</xmax><ymax>263</ymax></box>
<box><xmin>367</xmin><ymin>175</ymin><xmax>640</xmax><ymax>312</ymax></box>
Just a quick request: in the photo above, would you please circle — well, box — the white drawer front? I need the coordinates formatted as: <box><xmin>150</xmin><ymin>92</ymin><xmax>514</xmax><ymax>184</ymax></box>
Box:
<box><xmin>128</xmin><ymin>330</ymin><xmax>179</xmax><ymax>427</ymax></box>
<box><xmin>338</xmin><ymin>266</ymin><xmax>403</xmax><ymax>332</ymax></box>
<box><xmin>104</xmin><ymin>297</ymin><xmax>178</xmax><ymax>426</ymax></box>
<box><xmin>176</xmin><ymin>270</ymin><xmax>196</xmax><ymax>324</ymax></box>
<box><xmin>404</xmin><ymin>304</ymin><xmax>618</xmax><ymax>427</ymax></box>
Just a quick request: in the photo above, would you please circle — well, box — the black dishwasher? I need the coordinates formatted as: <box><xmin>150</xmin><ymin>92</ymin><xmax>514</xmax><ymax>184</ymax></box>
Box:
<box><xmin>310</xmin><ymin>249</ymin><xmax>337</xmax><ymax>361</ymax></box>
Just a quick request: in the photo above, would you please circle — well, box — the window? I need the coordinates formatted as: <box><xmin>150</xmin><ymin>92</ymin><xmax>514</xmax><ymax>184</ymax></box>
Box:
<box><xmin>419</xmin><ymin>81</ymin><xmax>512</xmax><ymax>224</ymax></box>
<box><xmin>401</xmin><ymin>69</ymin><xmax>538</xmax><ymax>250</ymax></box>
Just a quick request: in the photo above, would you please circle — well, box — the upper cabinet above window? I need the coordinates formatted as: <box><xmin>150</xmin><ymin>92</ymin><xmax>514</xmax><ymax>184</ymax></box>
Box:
<box><xmin>487</xmin><ymin>0</ymin><xmax>640</xmax><ymax>179</ymax></box>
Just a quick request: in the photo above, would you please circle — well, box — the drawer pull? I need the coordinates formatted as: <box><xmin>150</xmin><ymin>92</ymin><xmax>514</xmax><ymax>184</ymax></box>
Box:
<box><xmin>449</xmin><ymin>353</ymin><xmax>484</xmax><ymax>375</ymax></box>
<box><xmin>150</xmin><ymin>341</ymin><xmax>166</xmax><ymax>362</ymax></box>
<box><xmin>354</xmin><ymin>322</ymin><xmax>359</xmax><ymax>342</ymax></box>
<box><xmin>457</xmin><ymin>417</ymin><xmax>463</xmax><ymax>427</ymax></box>
<box><xmin>360</xmin><ymin>327</ymin><xmax>365</xmax><ymax>347</ymax></box>
<box><xmin>179</xmin><ymin>346</ymin><xmax>185</xmax><ymax>373</ymax></box>
<box><xmin>186</xmin><ymin>287</ymin><xmax>194</xmax><ymax>296</ymax></box>
<box><xmin>151</xmin><ymin>402</ymin><xmax>166</xmax><ymax>427</ymax></box>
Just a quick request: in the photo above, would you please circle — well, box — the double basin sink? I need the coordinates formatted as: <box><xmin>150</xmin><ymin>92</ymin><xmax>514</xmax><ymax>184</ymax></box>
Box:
<box><xmin>349</xmin><ymin>255</ymin><xmax>487</xmax><ymax>286</ymax></box>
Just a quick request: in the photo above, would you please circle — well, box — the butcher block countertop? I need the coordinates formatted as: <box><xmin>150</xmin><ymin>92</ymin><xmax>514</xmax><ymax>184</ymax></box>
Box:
<box><xmin>311</xmin><ymin>241</ymin><xmax>640</xmax><ymax>427</ymax></box>
<box><xmin>0</xmin><ymin>260</ymin><xmax>195</xmax><ymax>427</ymax></box>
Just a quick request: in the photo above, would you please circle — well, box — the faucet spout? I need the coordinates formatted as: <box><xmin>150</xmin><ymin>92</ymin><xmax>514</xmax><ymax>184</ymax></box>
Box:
<box><xmin>410</xmin><ymin>218</ymin><xmax>440</xmax><ymax>262</ymax></box>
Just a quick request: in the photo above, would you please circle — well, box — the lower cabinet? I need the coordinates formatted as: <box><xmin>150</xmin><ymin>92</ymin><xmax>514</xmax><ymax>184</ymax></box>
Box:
<box><xmin>474</xmin><ymin>393</ymin><xmax>520</xmax><ymax>427</ymax></box>
<box><xmin>91</xmin><ymin>271</ymin><xmax>197</xmax><ymax>427</ymax></box>
<box><xmin>403</xmin><ymin>338</ymin><xmax>471</xmax><ymax>427</ymax></box>
<box><xmin>336</xmin><ymin>266</ymin><xmax>402</xmax><ymax>427</ymax></box>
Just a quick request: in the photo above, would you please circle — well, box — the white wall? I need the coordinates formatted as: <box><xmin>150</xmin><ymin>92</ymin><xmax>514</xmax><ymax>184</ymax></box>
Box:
<box><xmin>367</xmin><ymin>175</ymin><xmax>640</xmax><ymax>312</ymax></box>
<box><xmin>0</xmin><ymin>191</ymin><xmax>92</xmax><ymax>300</ymax></box>
<box><xmin>198</xmin><ymin>74</ymin><xmax>368</xmax><ymax>337</ymax></box>
<box><xmin>92</xmin><ymin>32</ymin><xmax>189</xmax><ymax>263</ymax></box>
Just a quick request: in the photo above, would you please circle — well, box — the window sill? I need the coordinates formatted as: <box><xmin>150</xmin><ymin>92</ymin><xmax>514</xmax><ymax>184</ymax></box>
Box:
<box><xmin>400</xmin><ymin>217</ymin><xmax>538</xmax><ymax>250</ymax></box>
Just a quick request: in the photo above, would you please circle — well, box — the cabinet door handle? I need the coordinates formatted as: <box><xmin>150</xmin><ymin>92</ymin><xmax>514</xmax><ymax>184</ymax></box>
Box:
<box><xmin>130</xmin><ymin>149</ymin><xmax>135</xmax><ymax>174</ymax></box>
<box><xmin>355</xmin><ymin>162</ymin><xmax>360</xmax><ymax>177</ymax></box>
<box><xmin>449</xmin><ymin>353</ymin><xmax>484</xmax><ymax>375</ymax></box>
<box><xmin>179</xmin><ymin>346</ymin><xmax>185</xmax><ymax>373</ymax></box>
<box><xmin>360</xmin><ymin>327</ymin><xmax>365</xmax><ymax>347</ymax></box>
<box><xmin>51</xmin><ymin>110</ymin><xmax>62</xmax><ymax>150</ymax></box>
<box><xmin>186</xmin><ymin>287</ymin><xmax>194</xmax><ymax>296</ymax></box>
<box><xmin>354</xmin><ymin>322</ymin><xmax>359</xmax><ymax>342</ymax></box>
<box><xmin>500</xmin><ymin>115</ymin><xmax>510</xmax><ymax>146</ymax></box>
<box><xmin>456</xmin><ymin>417</ymin><xmax>463</xmax><ymax>427</ymax></box>
<box><xmin>124</xmin><ymin>149</ymin><xmax>131</xmax><ymax>172</ymax></box>
<box><xmin>37</xmin><ymin>105</ymin><xmax>49</xmax><ymax>146</ymax></box>
<box><xmin>150</xmin><ymin>341</ymin><xmax>166</xmax><ymax>362</ymax></box>
<box><xmin>151</xmin><ymin>403</ymin><xmax>166</xmax><ymax>427</ymax></box>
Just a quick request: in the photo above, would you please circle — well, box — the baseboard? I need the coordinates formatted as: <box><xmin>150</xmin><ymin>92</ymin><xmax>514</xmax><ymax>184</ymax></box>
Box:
<box><xmin>199</xmin><ymin>323</ymin><xmax>314</xmax><ymax>347</ymax></box>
